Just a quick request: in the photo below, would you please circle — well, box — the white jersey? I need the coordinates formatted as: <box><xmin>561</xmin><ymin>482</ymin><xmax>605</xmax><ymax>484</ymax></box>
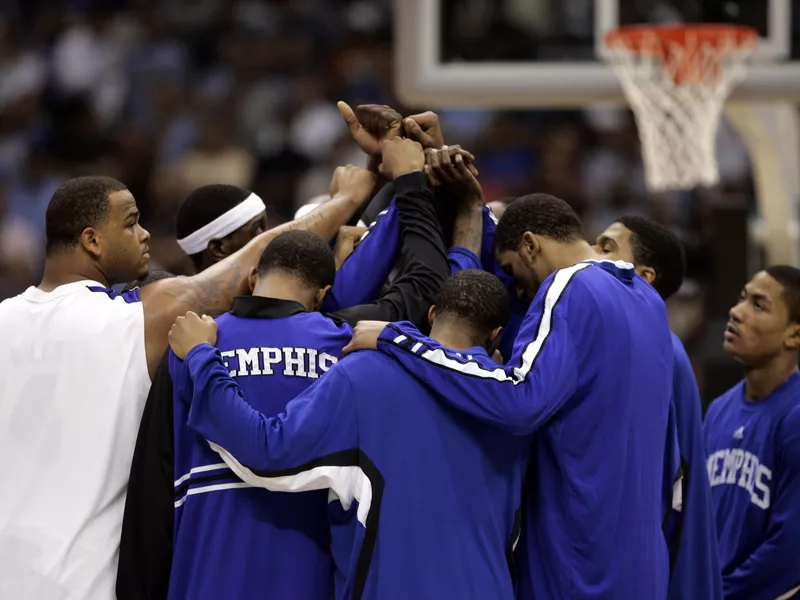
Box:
<box><xmin>0</xmin><ymin>280</ymin><xmax>151</xmax><ymax>600</ymax></box>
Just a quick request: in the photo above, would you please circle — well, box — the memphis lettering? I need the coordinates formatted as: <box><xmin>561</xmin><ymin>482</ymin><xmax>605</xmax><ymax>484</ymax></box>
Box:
<box><xmin>706</xmin><ymin>448</ymin><xmax>772</xmax><ymax>510</ymax></box>
<box><xmin>220</xmin><ymin>347</ymin><xmax>338</xmax><ymax>379</ymax></box>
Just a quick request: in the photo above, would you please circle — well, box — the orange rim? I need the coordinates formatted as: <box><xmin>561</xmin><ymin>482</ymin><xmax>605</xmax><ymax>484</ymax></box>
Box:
<box><xmin>604</xmin><ymin>25</ymin><xmax>757</xmax><ymax>84</ymax></box>
<box><xmin>604</xmin><ymin>24</ymin><xmax>758</xmax><ymax>53</ymax></box>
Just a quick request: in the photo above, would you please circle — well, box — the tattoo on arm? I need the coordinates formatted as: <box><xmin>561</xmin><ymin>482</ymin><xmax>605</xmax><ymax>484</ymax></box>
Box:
<box><xmin>452</xmin><ymin>205</ymin><xmax>483</xmax><ymax>257</ymax></box>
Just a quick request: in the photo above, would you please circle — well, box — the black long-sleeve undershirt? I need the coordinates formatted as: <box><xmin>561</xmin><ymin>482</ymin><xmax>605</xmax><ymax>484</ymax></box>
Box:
<box><xmin>330</xmin><ymin>171</ymin><xmax>448</xmax><ymax>330</ymax></box>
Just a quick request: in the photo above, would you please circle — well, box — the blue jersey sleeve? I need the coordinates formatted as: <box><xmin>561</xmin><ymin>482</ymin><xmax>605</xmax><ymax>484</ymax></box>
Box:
<box><xmin>722</xmin><ymin>408</ymin><xmax>800</xmax><ymax>600</ymax></box>
<box><xmin>377</xmin><ymin>265</ymin><xmax>589</xmax><ymax>436</ymax></box>
<box><xmin>448</xmin><ymin>247</ymin><xmax>481</xmax><ymax>274</ymax></box>
<box><xmin>478</xmin><ymin>205</ymin><xmax>527</xmax><ymax>361</ymax></box>
<box><xmin>322</xmin><ymin>202</ymin><xmax>400</xmax><ymax>312</ymax></box>
<box><xmin>666</xmin><ymin>336</ymin><xmax>723</xmax><ymax>600</ymax></box>
<box><xmin>179</xmin><ymin>343</ymin><xmax>359</xmax><ymax>494</ymax></box>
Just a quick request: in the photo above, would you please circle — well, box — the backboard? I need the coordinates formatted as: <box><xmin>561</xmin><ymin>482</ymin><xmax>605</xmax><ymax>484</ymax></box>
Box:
<box><xmin>395</xmin><ymin>0</ymin><xmax>800</xmax><ymax>107</ymax></box>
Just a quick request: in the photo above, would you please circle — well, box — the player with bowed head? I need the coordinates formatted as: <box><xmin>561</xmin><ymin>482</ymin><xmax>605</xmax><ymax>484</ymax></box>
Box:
<box><xmin>345</xmin><ymin>194</ymin><xmax>675</xmax><ymax>600</ymax></box>
<box><xmin>167</xmin><ymin>269</ymin><xmax>527</xmax><ymax>600</ymax></box>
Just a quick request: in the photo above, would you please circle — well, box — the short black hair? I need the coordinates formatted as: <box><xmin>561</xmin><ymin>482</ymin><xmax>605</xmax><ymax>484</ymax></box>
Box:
<box><xmin>765</xmin><ymin>265</ymin><xmax>800</xmax><ymax>323</ymax></box>
<box><xmin>121</xmin><ymin>269</ymin><xmax>175</xmax><ymax>292</ymax></box>
<box><xmin>434</xmin><ymin>270</ymin><xmax>511</xmax><ymax>336</ymax></box>
<box><xmin>45</xmin><ymin>176</ymin><xmax>128</xmax><ymax>254</ymax></box>
<box><xmin>256</xmin><ymin>230</ymin><xmax>335</xmax><ymax>289</ymax></box>
<box><xmin>175</xmin><ymin>184</ymin><xmax>252</xmax><ymax>266</ymax></box>
<box><xmin>493</xmin><ymin>193</ymin><xmax>583</xmax><ymax>254</ymax></box>
<box><xmin>616</xmin><ymin>215</ymin><xmax>686</xmax><ymax>301</ymax></box>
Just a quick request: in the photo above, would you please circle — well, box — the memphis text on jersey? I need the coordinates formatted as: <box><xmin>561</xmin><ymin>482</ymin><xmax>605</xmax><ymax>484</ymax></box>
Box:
<box><xmin>706</xmin><ymin>447</ymin><xmax>772</xmax><ymax>510</ymax></box>
<box><xmin>220</xmin><ymin>346</ymin><xmax>338</xmax><ymax>379</ymax></box>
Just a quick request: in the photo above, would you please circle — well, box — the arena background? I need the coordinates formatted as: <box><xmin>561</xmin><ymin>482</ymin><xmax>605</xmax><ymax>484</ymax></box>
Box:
<box><xmin>2</xmin><ymin>0</ymin><xmax>799</xmax><ymax>407</ymax></box>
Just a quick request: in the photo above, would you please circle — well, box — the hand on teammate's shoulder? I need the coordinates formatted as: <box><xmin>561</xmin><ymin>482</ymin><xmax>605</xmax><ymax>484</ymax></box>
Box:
<box><xmin>342</xmin><ymin>320</ymin><xmax>389</xmax><ymax>355</ymax></box>
<box><xmin>169</xmin><ymin>311</ymin><xmax>218</xmax><ymax>360</ymax></box>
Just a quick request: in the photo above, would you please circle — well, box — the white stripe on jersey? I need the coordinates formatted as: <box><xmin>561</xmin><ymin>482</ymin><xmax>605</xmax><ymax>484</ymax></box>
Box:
<box><xmin>210</xmin><ymin>441</ymin><xmax>374</xmax><ymax>526</ymax></box>
<box><xmin>392</xmin><ymin>262</ymin><xmax>592</xmax><ymax>384</ymax></box>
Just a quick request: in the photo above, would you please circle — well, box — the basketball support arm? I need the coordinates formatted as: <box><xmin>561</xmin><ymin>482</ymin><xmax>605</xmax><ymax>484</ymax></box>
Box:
<box><xmin>726</xmin><ymin>101</ymin><xmax>800</xmax><ymax>267</ymax></box>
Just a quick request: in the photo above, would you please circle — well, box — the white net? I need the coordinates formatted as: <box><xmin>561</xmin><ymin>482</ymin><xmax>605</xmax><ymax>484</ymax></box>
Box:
<box><xmin>604</xmin><ymin>27</ymin><xmax>756</xmax><ymax>191</ymax></box>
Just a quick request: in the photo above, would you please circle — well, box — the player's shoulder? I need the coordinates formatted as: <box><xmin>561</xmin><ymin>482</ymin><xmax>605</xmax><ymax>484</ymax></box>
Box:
<box><xmin>318</xmin><ymin>311</ymin><xmax>355</xmax><ymax>335</ymax></box>
<box><xmin>707</xmin><ymin>382</ymin><xmax>743</xmax><ymax>419</ymax></box>
<box><xmin>670</xmin><ymin>333</ymin><xmax>693</xmax><ymax>368</ymax></box>
<box><xmin>776</xmin><ymin>400</ymin><xmax>800</xmax><ymax>454</ymax></box>
<box><xmin>0</xmin><ymin>293</ymin><xmax>28</xmax><ymax>326</ymax></box>
<box><xmin>547</xmin><ymin>259</ymin><xmax>635</xmax><ymax>299</ymax></box>
<box><xmin>0</xmin><ymin>282</ymin><xmax>142</xmax><ymax>318</ymax></box>
<box><xmin>337</xmin><ymin>350</ymin><xmax>394</xmax><ymax>385</ymax></box>
<box><xmin>539</xmin><ymin>260</ymin><xmax>632</xmax><ymax>319</ymax></box>
<box><xmin>0</xmin><ymin>292</ymin><xmax>26</xmax><ymax>310</ymax></box>
<box><xmin>85</xmin><ymin>284</ymin><xmax>143</xmax><ymax>305</ymax></box>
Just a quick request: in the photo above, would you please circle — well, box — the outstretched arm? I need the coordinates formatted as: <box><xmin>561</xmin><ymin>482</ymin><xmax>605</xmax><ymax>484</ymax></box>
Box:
<box><xmin>331</xmin><ymin>138</ymin><xmax>449</xmax><ymax>330</ymax></box>
<box><xmin>322</xmin><ymin>202</ymin><xmax>401</xmax><ymax>312</ymax></box>
<box><xmin>140</xmin><ymin>167</ymin><xmax>374</xmax><ymax>377</ymax></box>
<box><xmin>181</xmin><ymin>344</ymin><xmax>359</xmax><ymax>491</ymax></box>
<box><xmin>425</xmin><ymin>145</ymin><xmax>484</xmax><ymax>260</ymax></box>
<box><xmin>346</xmin><ymin>265</ymin><xmax>590</xmax><ymax>435</ymax></box>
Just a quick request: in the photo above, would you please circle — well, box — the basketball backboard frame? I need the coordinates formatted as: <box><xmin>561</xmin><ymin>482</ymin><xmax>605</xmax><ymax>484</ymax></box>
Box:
<box><xmin>394</xmin><ymin>0</ymin><xmax>800</xmax><ymax>108</ymax></box>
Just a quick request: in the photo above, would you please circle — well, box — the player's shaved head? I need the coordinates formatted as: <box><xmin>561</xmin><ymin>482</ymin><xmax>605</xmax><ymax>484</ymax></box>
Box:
<box><xmin>45</xmin><ymin>176</ymin><xmax>128</xmax><ymax>254</ymax></box>
<box><xmin>256</xmin><ymin>230</ymin><xmax>335</xmax><ymax>290</ymax></box>
<box><xmin>433</xmin><ymin>270</ymin><xmax>510</xmax><ymax>340</ymax></box>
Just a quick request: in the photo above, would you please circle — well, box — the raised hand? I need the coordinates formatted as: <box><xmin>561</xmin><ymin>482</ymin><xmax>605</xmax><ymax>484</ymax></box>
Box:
<box><xmin>379</xmin><ymin>138</ymin><xmax>425</xmax><ymax>181</ymax></box>
<box><xmin>338</xmin><ymin>101</ymin><xmax>403</xmax><ymax>156</ymax></box>
<box><xmin>334</xmin><ymin>225</ymin><xmax>369</xmax><ymax>270</ymax></box>
<box><xmin>329</xmin><ymin>165</ymin><xmax>378</xmax><ymax>206</ymax></box>
<box><xmin>403</xmin><ymin>111</ymin><xmax>445</xmax><ymax>150</ymax></box>
<box><xmin>424</xmin><ymin>146</ymin><xmax>483</xmax><ymax>205</ymax></box>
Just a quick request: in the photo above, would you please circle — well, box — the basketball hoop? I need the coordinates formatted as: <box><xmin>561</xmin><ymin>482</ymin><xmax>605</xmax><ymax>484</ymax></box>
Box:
<box><xmin>603</xmin><ymin>25</ymin><xmax>758</xmax><ymax>191</ymax></box>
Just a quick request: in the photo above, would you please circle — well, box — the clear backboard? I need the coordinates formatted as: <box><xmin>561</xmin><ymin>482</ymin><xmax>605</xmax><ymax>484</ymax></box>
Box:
<box><xmin>394</xmin><ymin>0</ymin><xmax>800</xmax><ymax>267</ymax></box>
<box><xmin>395</xmin><ymin>0</ymin><xmax>799</xmax><ymax>108</ymax></box>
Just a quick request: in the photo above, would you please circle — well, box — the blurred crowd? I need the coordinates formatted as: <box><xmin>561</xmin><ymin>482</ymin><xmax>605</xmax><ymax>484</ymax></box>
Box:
<box><xmin>0</xmin><ymin>0</ymin><xmax>765</xmax><ymax>396</ymax></box>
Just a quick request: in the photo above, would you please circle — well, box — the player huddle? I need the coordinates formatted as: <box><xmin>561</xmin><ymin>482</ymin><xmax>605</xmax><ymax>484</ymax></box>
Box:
<box><xmin>0</xmin><ymin>103</ymin><xmax>798</xmax><ymax>600</ymax></box>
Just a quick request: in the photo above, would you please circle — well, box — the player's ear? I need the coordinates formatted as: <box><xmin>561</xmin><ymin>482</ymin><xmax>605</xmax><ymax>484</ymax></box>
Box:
<box><xmin>485</xmin><ymin>326</ymin><xmax>504</xmax><ymax>356</ymax></box>
<box><xmin>637</xmin><ymin>265</ymin><xmax>656</xmax><ymax>286</ymax></box>
<box><xmin>80</xmin><ymin>227</ymin><xmax>102</xmax><ymax>259</ymax></box>
<box><xmin>206</xmin><ymin>238</ymin><xmax>227</xmax><ymax>261</ymax></box>
<box><xmin>428</xmin><ymin>305</ymin><xmax>437</xmax><ymax>329</ymax></box>
<box><xmin>313</xmin><ymin>285</ymin><xmax>332</xmax><ymax>311</ymax></box>
<box><xmin>247</xmin><ymin>267</ymin><xmax>258</xmax><ymax>294</ymax></box>
<box><xmin>520</xmin><ymin>232</ymin><xmax>539</xmax><ymax>262</ymax></box>
<box><xmin>783</xmin><ymin>322</ymin><xmax>800</xmax><ymax>351</ymax></box>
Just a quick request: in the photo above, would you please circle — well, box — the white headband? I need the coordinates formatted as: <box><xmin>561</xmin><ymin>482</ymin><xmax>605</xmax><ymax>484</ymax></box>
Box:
<box><xmin>177</xmin><ymin>193</ymin><xmax>266</xmax><ymax>255</ymax></box>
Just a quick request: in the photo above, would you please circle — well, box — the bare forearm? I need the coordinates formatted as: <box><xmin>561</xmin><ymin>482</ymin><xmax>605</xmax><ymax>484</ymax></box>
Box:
<box><xmin>181</xmin><ymin>192</ymin><xmax>363</xmax><ymax>312</ymax></box>
<box><xmin>452</xmin><ymin>203</ymin><xmax>483</xmax><ymax>257</ymax></box>
<box><xmin>141</xmin><ymin>193</ymin><xmax>363</xmax><ymax>374</ymax></box>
